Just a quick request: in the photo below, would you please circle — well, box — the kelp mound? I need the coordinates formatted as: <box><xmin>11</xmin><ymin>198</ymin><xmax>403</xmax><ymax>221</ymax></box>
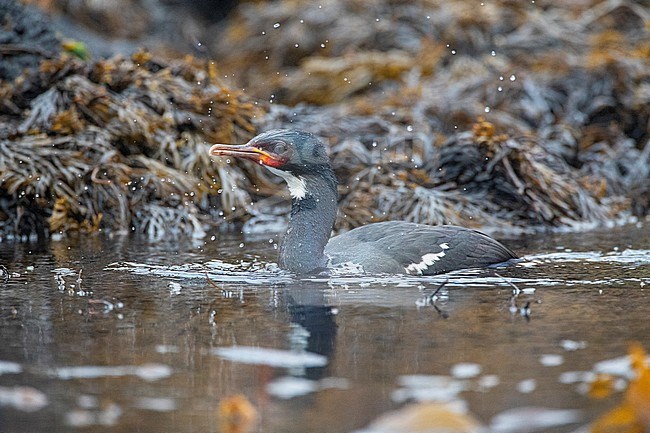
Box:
<box><xmin>212</xmin><ymin>0</ymin><xmax>649</xmax><ymax>106</ymax></box>
<box><xmin>0</xmin><ymin>50</ymin><xmax>261</xmax><ymax>239</ymax></box>
<box><xmin>211</xmin><ymin>0</ymin><xmax>649</xmax><ymax>232</ymax></box>
<box><xmin>2</xmin><ymin>0</ymin><xmax>649</xmax><ymax>238</ymax></box>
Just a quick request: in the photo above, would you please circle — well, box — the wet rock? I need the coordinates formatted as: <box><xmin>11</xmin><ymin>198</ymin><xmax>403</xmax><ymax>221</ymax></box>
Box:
<box><xmin>0</xmin><ymin>0</ymin><xmax>60</xmax><ymax>81</ymax></box>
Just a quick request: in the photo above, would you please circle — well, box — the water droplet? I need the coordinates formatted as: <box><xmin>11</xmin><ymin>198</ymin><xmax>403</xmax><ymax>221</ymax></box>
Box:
<box><xmin>406</xmin><ymin>125</ymin><xmax>413</xmax><ymax>132</ymax></box>
<box><xmin>273</xmin><ymin>22</ymin><xmax>280</xmax><ymax>28</ymax></box>
<box><xmin>510</xmin><ymin>74</ymin><xmax>516</xmax><ymax>81</ymax></box>
<box><xmin>491</xmin><ymin>50</ymin><xmax>496</xmax><ymax>56</ymax></box>
<box><xmin>239</xmin><ymin>243</ymin><xmax>244</xmax><ymax>248</ymax></box>
<box><xmin>451</xmin><ymin>49</ymin><xmax>456</xmax><ymax>55</ymax></box>
<box><xmin>484</xmin><ymin>106</ymin><xmax>491</xmax><ymax>113</ymax></box>
<box><xmin>497</xmin><ymin>86</ymin><xmax>503</xmax><ymax>92</ymax></box>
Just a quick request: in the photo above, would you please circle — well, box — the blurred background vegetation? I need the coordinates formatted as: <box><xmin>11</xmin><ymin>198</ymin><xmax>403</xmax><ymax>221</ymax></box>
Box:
<box><xmin>0</xmin><ymin>0</ymin><xmax>648</xmax><ymax>240</ymax></box>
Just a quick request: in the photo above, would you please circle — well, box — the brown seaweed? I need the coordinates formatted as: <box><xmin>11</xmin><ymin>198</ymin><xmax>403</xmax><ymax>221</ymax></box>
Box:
<box><xmin>214</xmin><ymin>0</ymin><xmax>649</xmax><ymax>233</ymax></box>
<box><xmin>0</xmin><ymin>51</ymin><xmax>261</xmax><ymax>239</ymax></box>
<box><xmin>2</xmin><ymin>0</ymin><xmax>650</xmax><ymax>238</ymax></box>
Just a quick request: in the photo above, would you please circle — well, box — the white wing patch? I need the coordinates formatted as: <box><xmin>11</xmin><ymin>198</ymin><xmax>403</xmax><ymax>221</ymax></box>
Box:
<box><xmin>405</xmin><ymin>243</ymin><xmax>450</xmax><ymax>275</ymax></box>
<box><xmin>266</xmin><ymin>166</ymin><xmax>307</xmax><ymax>200</ymax></box>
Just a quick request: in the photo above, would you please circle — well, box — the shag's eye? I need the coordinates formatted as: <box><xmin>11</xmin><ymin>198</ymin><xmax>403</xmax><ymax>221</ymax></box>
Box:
<box><xmin>273</xmin><ymin>142</ymin><xmax>289</xmax><ymax>154</ymax></box>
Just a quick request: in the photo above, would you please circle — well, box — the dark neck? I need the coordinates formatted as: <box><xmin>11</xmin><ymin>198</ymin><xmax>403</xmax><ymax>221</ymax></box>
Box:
<box><xmin>278</xmin><ymin>167</ymin><xmax>338</xmax><ymax>274</ymax></box>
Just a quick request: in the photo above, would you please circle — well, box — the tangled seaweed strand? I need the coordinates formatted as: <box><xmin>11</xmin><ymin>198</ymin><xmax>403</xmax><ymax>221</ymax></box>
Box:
<box><xmin>0</xmin><ymin>51</ymin><xmax>262</xmax><ymax>239</ymax></box>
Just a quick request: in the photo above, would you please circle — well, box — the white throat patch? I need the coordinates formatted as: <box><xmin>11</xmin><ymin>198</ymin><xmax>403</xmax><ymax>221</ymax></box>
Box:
<box><xmin>267</xmin><ymin>166</ymin><xmax>308</xmax><ymax>200</ymax></box>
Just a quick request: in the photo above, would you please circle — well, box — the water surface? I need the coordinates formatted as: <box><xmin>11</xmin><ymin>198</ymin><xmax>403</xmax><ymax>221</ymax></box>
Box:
<box><xmin>1</xmin><ymin>223</ymin><xmax>649</xmax><ymax>432</ymax></box>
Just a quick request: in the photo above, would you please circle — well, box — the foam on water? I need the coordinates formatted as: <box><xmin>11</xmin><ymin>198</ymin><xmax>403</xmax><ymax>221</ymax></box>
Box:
<box><xmin>51</xmin><ymin>364</ymin><xmax>172</xmax><ymax>382</ymax></box>
<box><xmin>527</xmin><ymin>248</ymin><xmax>650</xmax><ymax>265</ymax></box>
<box><xmin>105</xmin><ymin>247</ymin><xmax>650</xmax><ymax>289</ymax></box>
<box><xmin>105</xmin><ymin>260</ymin><xmax>295</xmax><ymax>285</ymax></box>
<box><xmin>489</xmin><ymin>407</ymin><xmax>583</xmax><ymax>433</ymax></box>
<box><xmin>211</xmin><ymin>346</ymin><xmax>328</xmax><ymax>368</ymax></box>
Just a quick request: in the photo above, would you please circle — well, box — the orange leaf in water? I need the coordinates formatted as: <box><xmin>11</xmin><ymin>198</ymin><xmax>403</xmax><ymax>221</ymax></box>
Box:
<box><xmin>591</xmin><ymin>342</ymin><xmax>650</xmax><ymax>433</ymax></box>
<box><xmin>591</xmin><ymin>405</ymin><xmax>640</xmax><ymax>433</ymax></box>
<box><xmin>626</xmin><ymin>342</ymin><xmax>650</xmax><ymax>427</ymax></box>
<box><xmin>589</xmin><ymin>374</ymin><xmax>615</xmax><ymax>399</ymax></box>
<box><xmin>217</xmin><ymin>394</ymin><xmax>258</xmax><ymax>433</ymax></box>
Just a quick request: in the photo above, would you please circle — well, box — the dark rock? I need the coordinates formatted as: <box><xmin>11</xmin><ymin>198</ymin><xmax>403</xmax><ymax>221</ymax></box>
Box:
<box><xmin>0</xmin><ymin>0</ymin><xmax>60</xmax><ymax>81</ymax></box>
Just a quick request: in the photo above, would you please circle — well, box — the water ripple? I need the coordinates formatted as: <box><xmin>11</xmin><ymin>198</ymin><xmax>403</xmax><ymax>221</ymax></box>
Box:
<box><xmin>105</xmin><ymin>248</ymin><xmax>650</xmax><ymax>289</ymax></box>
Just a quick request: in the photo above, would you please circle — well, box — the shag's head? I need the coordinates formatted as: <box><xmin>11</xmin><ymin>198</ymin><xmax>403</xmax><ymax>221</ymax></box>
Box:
<box><xmin>209</xmin><ymin>129</ymin><xmax>330</xmax><ymax>173</ymax></box>
<box><xmin>209</xmin><ymin>129</ymin><xmax>336</xmax><ymax>199</ymax></box>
